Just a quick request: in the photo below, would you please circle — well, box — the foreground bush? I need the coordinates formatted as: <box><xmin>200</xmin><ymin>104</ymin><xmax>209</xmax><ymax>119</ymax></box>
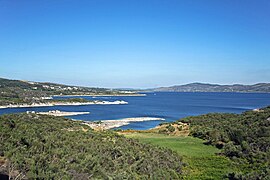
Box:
<box><xmin>0</xmin><ymin>113</ymin><xmax>183</xmax><ymax>179</ymax></box>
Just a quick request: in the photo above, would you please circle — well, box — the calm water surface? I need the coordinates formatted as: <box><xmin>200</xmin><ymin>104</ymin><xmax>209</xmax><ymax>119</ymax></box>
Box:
<box><xmin>1</xmin><ymin>92</ymin><xmax>270</xmax><ymax>130</ymax></box>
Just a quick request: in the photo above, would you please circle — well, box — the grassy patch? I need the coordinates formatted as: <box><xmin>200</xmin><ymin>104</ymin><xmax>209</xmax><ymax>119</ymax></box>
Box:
<box><xmin>124</xmin><ymin>133</ymin><xmax>241</xmax><ymax>179</ymax></box>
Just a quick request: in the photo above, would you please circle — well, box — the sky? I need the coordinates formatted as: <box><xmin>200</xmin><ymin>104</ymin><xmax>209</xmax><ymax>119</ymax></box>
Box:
<box><xmin>0</xmin><ymin>0</ymin><xmax>269</xmax><ymax>88</ymax></box>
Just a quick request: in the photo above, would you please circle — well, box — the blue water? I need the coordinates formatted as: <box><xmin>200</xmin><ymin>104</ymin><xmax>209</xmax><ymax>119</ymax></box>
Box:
<box><xmin>1</xmin><ymin>92</ymin><xmax>270</xmax><ymax>130</ymax></box>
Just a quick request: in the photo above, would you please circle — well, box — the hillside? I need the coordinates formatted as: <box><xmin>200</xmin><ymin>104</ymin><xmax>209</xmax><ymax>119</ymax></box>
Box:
<box><xmin>151</xmin><ymin>82</ymin><xmax>270</xmax><ymax>93</ymax></box>
<box><xmin>0</xmin><ymin>77</ymin><xmax>122</xmax><ymax>96</ymax></box>
<box><xmin>1</xmin><ymin>105</ymin><xmax>269</xmax><ymax>179</ymax></box>
<box><xmin>119</xmin><ymin>106</ymin><xmax>270</xmax><ymax>179</ymax></box>
<box><xmin>178</xmin><ymin>106</ymin><xmax>270</xmax><ymax>179</ymax></box>
<box><xmin>0</xmin><ymin>113</ymin><xmax>183</xmax><ymax>179</ymax></box>
<box><xmin>0</xmin><ymin>77</ymin><xmax>135</xmax><ymax>106</ymax></box>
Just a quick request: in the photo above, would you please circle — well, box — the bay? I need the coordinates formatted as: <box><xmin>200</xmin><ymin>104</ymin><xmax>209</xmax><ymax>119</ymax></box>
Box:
<box><xmin>1</xmin><ymin>92</ymin><xmax>270</xmax><ymax>130</ymax></box>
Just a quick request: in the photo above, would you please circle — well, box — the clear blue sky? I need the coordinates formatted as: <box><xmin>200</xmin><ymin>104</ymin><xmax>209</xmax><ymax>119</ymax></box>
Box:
<box><xmin>0</xmin><ymin>0</ymin><xmax>269</xmax><ymax>88</ymax></box>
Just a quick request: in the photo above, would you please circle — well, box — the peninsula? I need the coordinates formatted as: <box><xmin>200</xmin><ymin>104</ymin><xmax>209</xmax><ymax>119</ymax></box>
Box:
<box><xmin>36</xmin><ymin>110</ymin><xmax>90</xmax><ymax>116</ymax></box>
<box><xmin>0</xmin><ymin>77</ymin><xmax>140</xmax><ymax>107</ymax></box>
<box><xmin>82</xmin><ymin>117</ymin><xmax>165</xmax><ymax>130</ymax></box>
<box><xmin>0</xmin><ymin>100</ymin><xmax>128</xmax><ymax>109</ymax></box>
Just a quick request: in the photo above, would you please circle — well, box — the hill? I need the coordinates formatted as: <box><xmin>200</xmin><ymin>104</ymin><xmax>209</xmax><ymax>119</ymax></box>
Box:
<box><xmin>0</xmin><ymin>77</ymin><xmax>136</xmax><ymax>106</ymax></box>
<box><xmin>0</xmin><ymin>113</ymin><xmax>183</xmax><ymax>179</ymax></box>
<box><xmin>0</xmin><ymin>77</ymin><xmax>122</xmax><ymax>96</ymax></box>
<box><xmin>151</xmin><ymin>82</ymin><xmax>270</xmax><ymax>93</ymax></box>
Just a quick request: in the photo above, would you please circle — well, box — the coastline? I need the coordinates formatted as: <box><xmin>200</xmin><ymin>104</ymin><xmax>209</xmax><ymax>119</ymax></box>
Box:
<box><xmin>53</xmin><ymin>94</ymin><xmax>146</xmax><ymax>97</ymax></box>
<box><xmin>37</xmin><ymin>110</ymin><xmax>90</xmax><ymax>116</ymax></box>
<box><xmin>0</xmin><ymin>100</ymin><xmax>128</xmax><ymax>109</ymax></box>
<box><xmin>82</xmin><ymin>117</ymin><xmax>165</xmax><ymax>130</ymax></box>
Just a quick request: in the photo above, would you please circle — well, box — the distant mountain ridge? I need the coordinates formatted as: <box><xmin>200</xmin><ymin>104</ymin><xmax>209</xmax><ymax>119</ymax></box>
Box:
<box><xmin>151</xmin><ymin>82</ymin><xmax>270</xmax><ymax>93</ymax></box>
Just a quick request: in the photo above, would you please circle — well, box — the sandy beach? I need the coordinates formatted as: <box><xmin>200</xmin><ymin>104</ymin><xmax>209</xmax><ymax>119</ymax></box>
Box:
<box><xmin>82</xmin><ymin>117</ymin><xmax>165</xmax><ymax>130</ymax></box>
<box><xmin>0</xmin><ymin>100</ymin><xmax>128</xmax><ymax>109</ymax></box>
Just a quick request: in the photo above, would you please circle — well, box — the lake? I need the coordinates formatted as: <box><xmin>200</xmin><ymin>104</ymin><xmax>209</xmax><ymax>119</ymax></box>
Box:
<box><xmin>1</xmin><ymin>92</ymin><xmax>270</xmax><ymax>130</ymax></box>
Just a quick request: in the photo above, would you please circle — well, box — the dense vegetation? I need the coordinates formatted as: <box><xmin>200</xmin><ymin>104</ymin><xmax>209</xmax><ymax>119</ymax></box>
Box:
<box><xmin>0</xmin><ymin>77</ymin><xmax>131</xmax><ymax>105</ymax></box>
<box><xmin>179</xmin><ymin>107</ymin><xmax>270</xmax><ymax>179</ymax></box>
<box><xmin>0</xmin><ymin>113</ymin><xmax>183</xmax><ymax>179</ymax></box>
<box><xmin>50</xmin><ymin>98</ymin><xmax>90</xmax><ymax>103</ymax></box>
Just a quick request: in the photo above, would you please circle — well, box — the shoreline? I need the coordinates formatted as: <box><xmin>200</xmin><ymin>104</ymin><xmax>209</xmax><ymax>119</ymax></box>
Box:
<box><xmin>82</xmin><ymin>117</ymin><xmax>165</xmax><ymax>130</ymax></box>
<box><xmin>0</xmin><ymin>100</ymin><xmax>128</xmax><ymax>109</ymax></box>
<box><xmin>36</xmin><ymin>110</ymin><xmax>90</xmax><ymax>116</ymax></box>
<box><xmin>53</xmin><ymin>94</ymin><xmax>146</xmax><ymax>97</ymax></box>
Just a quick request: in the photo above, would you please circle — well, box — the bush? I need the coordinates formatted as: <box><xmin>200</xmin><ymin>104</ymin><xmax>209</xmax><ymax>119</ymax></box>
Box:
<box><xmin>0</xmin><ymin>113</ymin><xmax>184</xmax><ymax>179</ymax></box>
<box><xmin>166</xmin><ymin>125</ymin><xmax>175</xmax><ymax>132</ymax></box>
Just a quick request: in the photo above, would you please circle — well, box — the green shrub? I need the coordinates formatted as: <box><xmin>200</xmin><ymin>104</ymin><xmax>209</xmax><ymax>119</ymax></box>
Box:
<box><xmin>0</xmin><ymin>113</ymin><xmax>184</xmax><ymax>179</ymax></box>
<box><xmin>166</xmin><ymin>125</ymin><xmax>175</xmax><ymax>132</ymax></box>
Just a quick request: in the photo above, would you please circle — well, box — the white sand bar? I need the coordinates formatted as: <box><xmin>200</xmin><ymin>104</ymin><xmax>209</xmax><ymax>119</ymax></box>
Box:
<box><xmin>0</xmin><ymin>100</ymin><xmax>128</xmax><ymax>109</ymax></box>
<box><xmin>37</xmin><ymin>110</ymin><xmax>90</xmax><ymax>116</ymax></box>
<box><xmin>82</xmin><ymin>117</ymin><xmax>165</xmax><ymax>130</ymax></box>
